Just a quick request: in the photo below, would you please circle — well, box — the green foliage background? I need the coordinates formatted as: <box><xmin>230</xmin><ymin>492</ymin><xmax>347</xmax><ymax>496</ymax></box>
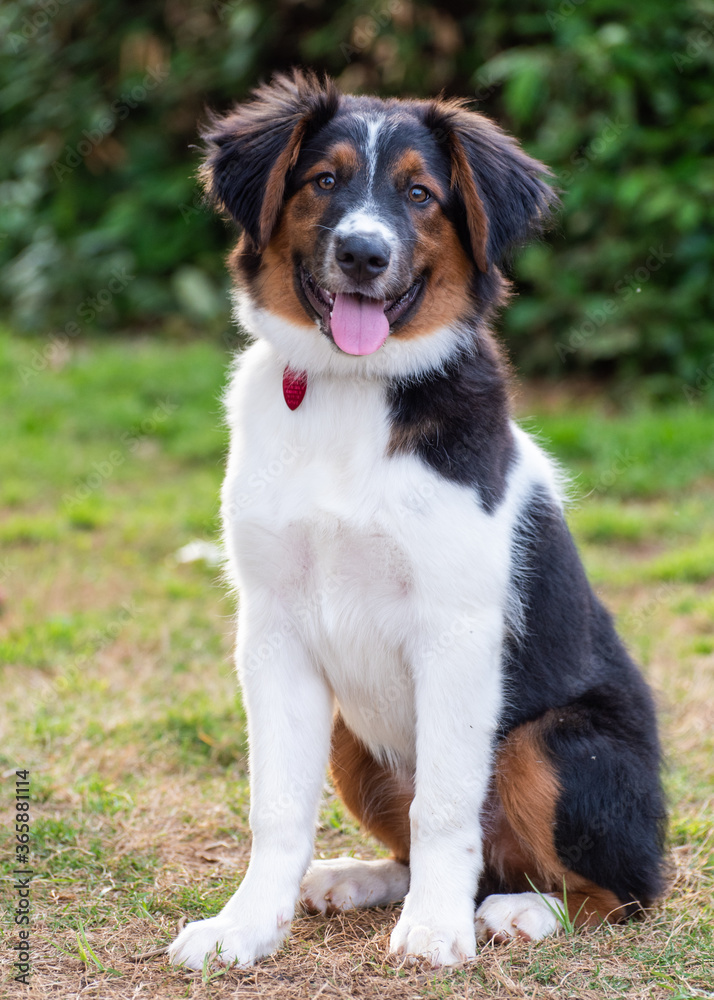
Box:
<box><xmin>1</xmin><ymin>0</ymin><xmax>713</xmax><ymax>390</ymax></box>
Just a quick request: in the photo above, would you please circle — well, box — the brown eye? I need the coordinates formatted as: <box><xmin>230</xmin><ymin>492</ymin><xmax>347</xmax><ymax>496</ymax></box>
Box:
<box><xmin>409</xmin><ymin>185</ymin><xmax>430</xmax><ymax>203</ymax></box>
<box><xmin>316</xmin><ymin>173</ymin><xmax>336</xmax><ymax>191</ymax></box>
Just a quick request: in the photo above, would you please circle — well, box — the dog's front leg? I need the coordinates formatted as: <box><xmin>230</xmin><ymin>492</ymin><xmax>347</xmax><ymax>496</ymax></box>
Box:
<box><xmin>389</xmin><ymin>607</ymin><xmax>503</xmax><ymax>968</ymax></box>
<box><xmin>169</xmin><ymin>606</ymin><xmax>333</xmax><ymax>969</ymax></box>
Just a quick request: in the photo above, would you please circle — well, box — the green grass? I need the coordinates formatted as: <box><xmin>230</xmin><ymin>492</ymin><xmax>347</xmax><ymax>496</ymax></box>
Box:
<box><xmin>524</xmin><ymin>876</ymin><xmax>587</xmax><ymax>936</ymax></box>
<box><xmin>521</xmin><ymin>405</ymin><xmax>714</xmax><ymax>498</ymax></box>
<box><xmin>1</xmin><ymin>329</ymin><xmax>713</xmax><ymax>999</ymax></box>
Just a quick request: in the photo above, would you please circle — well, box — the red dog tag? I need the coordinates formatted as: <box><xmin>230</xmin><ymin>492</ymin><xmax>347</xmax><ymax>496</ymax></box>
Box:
<box><xmin>282</xmin><ymin>366</ymin><xmax>308</xmax><ymax>410</ymax></box>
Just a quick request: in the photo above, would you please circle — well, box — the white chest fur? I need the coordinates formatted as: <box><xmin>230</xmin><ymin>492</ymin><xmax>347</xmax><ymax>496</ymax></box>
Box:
<box><xmin>221</xmin><ymin>342</ymin><xmax>544</xmax><ymax>766</ymax></box>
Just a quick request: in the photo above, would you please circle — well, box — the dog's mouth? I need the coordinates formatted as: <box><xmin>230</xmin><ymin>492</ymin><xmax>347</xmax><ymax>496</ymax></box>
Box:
<box><xmin>299</xmin><ymin>267</ymin><xmax>425</xmax><ymax>356</ymax></box>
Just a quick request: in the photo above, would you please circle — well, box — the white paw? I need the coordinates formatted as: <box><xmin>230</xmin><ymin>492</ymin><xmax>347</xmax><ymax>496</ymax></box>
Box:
<box><xmin>389</xmin><ymin>906</ymin><xmax>476</xmax><ymax>968</ymax></box>
<box><xmin>475</xmin><ymin>892</ymin><xmax>561</xmax><ymax>944</ymax></box>
<box><xmin>167</xmin><ymin>913</ymin><xmax>289</xmax><ymax>970</ymax></box>
<box><xmin>300</xmin><ymin>857</ymin><xmax>409</xmax><ymax>914</ymax></box>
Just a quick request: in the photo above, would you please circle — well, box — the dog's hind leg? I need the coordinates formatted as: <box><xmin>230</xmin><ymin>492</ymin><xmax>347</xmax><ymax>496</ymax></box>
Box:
<box><xmin>476</xmin><ymin>695</ymin><xmax>665</xmax><ymax>943</ymax></box>
<box><xmin>300</xmin><ymin>714</ymin><xmax>412</xmax><ymax>914</ymax></box>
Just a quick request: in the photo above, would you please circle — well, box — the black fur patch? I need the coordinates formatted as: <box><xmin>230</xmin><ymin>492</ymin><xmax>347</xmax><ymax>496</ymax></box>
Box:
<box><xmin>386</xmin><ymin>336</ymin><xmax>514</xmax><ymax>514</ymax></box>
<box><xmin>545</xmin><ymin>686</ymin><xmax>666</xmax><ymax>907</ymax></box>
<box><xmin>502</xmin><ymin>489</ymin><xmax>666</xmax><ymax>905</ymax></box>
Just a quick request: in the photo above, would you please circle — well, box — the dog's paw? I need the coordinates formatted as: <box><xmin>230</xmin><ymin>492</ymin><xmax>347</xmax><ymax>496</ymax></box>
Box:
<box><xmin>167</xmin><ymin>913</ymin><xmax>289</xmax><ymax>970</ymax></box>
<box><xmin>475</xmin><ymin>892</ymin><xmax>561</xmax><ymax>944</ymax></box>
<box><xmin>389</xmin><ymin>908</ymin><xmax>476</xmax><ymax>968</ymax></box>
<box><xmin>300</xmin><ymin>857</ymin><xmax>409</xmax><ymax>914</ymax></box>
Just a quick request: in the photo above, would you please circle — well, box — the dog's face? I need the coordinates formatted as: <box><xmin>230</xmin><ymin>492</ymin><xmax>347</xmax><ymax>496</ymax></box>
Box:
<box><xmin>270</xmin><ymin>112</ymin><xmax>473</xmax><ymax>355</ymax></box>
<box><xmin>201</xmin><ymin>71</ymin><xmax>555</xmax><ymax>366</ymax></box>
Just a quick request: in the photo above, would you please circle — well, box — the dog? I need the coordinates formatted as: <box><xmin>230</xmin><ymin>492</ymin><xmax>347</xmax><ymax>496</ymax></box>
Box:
<box><xmin>168</xmin><ymin>69</ymin><xmax>665</xmax><ymax>970</ymax></box>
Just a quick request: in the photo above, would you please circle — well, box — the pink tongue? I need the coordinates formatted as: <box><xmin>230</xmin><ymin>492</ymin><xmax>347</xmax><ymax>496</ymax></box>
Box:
<box><xmin>330</xmin><ymin>293</ymin><xmax>389</xmax><ymax>355</ymax></box>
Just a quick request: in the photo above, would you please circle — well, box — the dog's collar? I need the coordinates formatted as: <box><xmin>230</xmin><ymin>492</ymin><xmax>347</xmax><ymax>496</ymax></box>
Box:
<box><xmin>282</xmin><ymin>366</ymin><xmax>308</xmax><ymax>410</ymax></box>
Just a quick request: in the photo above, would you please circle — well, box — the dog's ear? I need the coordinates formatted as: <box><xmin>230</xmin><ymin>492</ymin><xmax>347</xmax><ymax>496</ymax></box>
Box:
<box><xmin>423</xmin><ymin>100</ymin><xmax>557</xmax><ymax>273</ymax></box>
<box><xmin>200</xmin><ymin>69</ymin><xmax>339</xmax><ymax>250</ymax></box>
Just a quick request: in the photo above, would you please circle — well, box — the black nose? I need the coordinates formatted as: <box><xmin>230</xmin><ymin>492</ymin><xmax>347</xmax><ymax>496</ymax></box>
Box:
<box><xmin>335</xmin><ymin>234</ymin><xmax>391</xmax><ymax>282</ymax></box>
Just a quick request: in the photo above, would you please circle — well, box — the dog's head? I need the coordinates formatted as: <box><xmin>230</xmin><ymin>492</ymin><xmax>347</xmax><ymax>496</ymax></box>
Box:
<box><xmin>201</xmin><ymin>70</ymin><xmax>556</xmax><ymax>372</ymax></box>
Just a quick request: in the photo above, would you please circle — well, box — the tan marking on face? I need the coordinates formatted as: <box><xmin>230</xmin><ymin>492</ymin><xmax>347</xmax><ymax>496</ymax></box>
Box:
<box><xmin>305</xmin><ymin>141</ymin><xmax>361</xmax><ymax>181</ymax></box>
<box><xmin>232</xmin><ymin>187</ymin><xmax>325</xmax><ymax>328</ymax></box>
<box><xmin>390</xmin><ymin>150</ymin><xmax>446</xmax><ymax>202</ymax></box>
<box><xmin>390</xmin><ymin>201</ymin><xmax>474</xmax><ymax>342</ymax></box>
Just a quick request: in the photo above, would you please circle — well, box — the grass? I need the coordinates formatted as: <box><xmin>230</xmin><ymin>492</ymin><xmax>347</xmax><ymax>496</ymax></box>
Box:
<box><xmin>1</xmin><ymin>328</ymin><xmax>713</xmax><ymax>999</ymax></box>
<box><xmin>523</xmin><ymin>876</ymin><xmax>588</xmax><ymax>936</ymax></box>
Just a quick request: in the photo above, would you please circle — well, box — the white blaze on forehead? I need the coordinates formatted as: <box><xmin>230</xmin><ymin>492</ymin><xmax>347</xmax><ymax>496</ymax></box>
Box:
<box><xmin>364</xmin><ymin>115</ymin><xmax>382</xmax><ymax>189</ymax></box>
<box><xmin>353</xmin><ymin>111</ymin><xmax>396</xmax><ymax>193</ymax></box>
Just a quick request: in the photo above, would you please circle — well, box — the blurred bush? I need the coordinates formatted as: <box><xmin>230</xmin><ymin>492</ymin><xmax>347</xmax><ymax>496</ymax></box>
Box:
<box><xmin>1</xmin><ymin>0</ymin><xmax>712</xmax><ymax>389</ymax></box>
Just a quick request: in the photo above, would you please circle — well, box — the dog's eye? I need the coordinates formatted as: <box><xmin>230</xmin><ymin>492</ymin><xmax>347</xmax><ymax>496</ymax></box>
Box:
<box><xmin>316</xmin><ymin>173</ymin><xmax>336</xmax><ymax>191</ymax></box>
<box><xmin>408</xmin><ymin>185</ymin><xmax>430</xmax><ymax>204</ymax></box>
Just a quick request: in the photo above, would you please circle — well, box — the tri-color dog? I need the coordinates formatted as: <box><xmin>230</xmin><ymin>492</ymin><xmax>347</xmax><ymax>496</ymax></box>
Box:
<box><xmin>168</xmin><ymin>69</ymin><xmax>665</xmax><ymax>970</ymax></box>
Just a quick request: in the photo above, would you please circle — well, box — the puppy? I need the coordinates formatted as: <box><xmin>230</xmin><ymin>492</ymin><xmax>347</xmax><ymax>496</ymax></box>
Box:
<box><xmin>169</xmin><ymin>70</ymin><xmax>665</xmax><ymax>970</ymax></box>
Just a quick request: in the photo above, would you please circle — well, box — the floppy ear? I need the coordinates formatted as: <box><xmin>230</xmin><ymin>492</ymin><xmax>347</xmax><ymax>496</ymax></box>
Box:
<box><xmin>200</xmin><ymin>69</ymin><xmax>339</xmax><ymax>250</ymax></box>
<box><xmin>423</xmin><ymin>100</ymin><xmax>557</xmax><ymax>273</ymax></box>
